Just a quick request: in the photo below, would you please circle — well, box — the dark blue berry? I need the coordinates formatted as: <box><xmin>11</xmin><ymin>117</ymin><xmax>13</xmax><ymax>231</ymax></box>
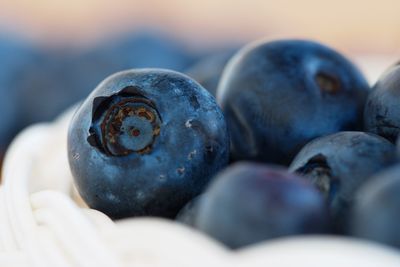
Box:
<box><xmin>68</xmin><ymin>69</ymin><xmax>229</xmax><ymax>219</ymax></box>
<box><xmin>217</xmin><ymin>39</ymin><xmax>369</xmax><ymax>164</ymax></box>
<box><xmin>350</xmin><ymin>165</ymin><xmax>400</xmax><ymax>248</ymax></box>
<box><xmin>364</xmin><ymin>63</ymin><xmax>400</xmax><ymax>142</ymax></box>
<box><xmin>289</xmin><ymin>131</ymin><xmax>396</xmax><ymax>232</ymax></box>
<box><xmin>195</xmin><ymin>162</ymin><xmax>329</xmax><ymax>249</ymax></box>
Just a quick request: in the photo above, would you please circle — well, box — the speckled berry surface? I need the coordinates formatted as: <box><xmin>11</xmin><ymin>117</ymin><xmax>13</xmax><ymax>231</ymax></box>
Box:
<box><xmin>364</xmin><ymin>63</ymin><xmax>400</xmax><ymax>142</ymax></box>
<box><xmin>68</xmin><ymin>69</ymin><xmax>229</xmax><ymax>219</ymax></box>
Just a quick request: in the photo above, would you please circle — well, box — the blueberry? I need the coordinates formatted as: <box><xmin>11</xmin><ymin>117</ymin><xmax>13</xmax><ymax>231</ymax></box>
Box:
<box><xmin>289</xmin><ymin>131</ymin><xmax>396</xmax><ymax>232</ymax></box>
<box><xmin>185</xmin><ymin>48</ymin><xmax>237</xmax><ymax>96</ymax></box>
<box><xmin>68</xmin><ymin>69</ymin><xmax>229</xmax><ymax>219</ymax></box>
<box><xmin>217</xmin><ymin>39</ymin><xmax>369</xmax><ymax>165</ymax></box>
<box><xmin>350</xmin><ymin>164</ymin><xmax>400</xmax><ymax>248</ymax></box>
<box><xmin>364</xmin><ymin>63</ymin><xmax>400</xmax><ymax>142</ymax></box>
<box><xmin>175</xmin><ymin>194</ymin><xmax>204</xmax><ymax>227</ymax></box>
<box><xmin>195</xmin><ymin>162</ymin><xmax>329</xmax><ymax>249</ymax></box>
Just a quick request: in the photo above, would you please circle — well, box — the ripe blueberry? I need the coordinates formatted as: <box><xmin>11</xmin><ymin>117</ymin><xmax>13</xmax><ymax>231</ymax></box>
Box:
<box><xmin>195</xmin><ymin>162</ymin><xmax>329</xmax><ymax>249</ymax></box>
<box><xmin>217</xmin><ymin>39</ymin><xmax>369</xmax><ymax>164</ymax></box>
<box><xmin>289</xmin><ymin>131</ymin><xmax>396</xmax><ymax>232</ymax></box>
<box><xmin>364</xmin><ymin>63</ymin><xmax>400</xmax><ymax>142</ymax></box>
<box><xmin>68</xmin><ymin>69</ymin><xmax>229</xmax><ymax>219</ymax></box>
<box><xmin>350</xmin><ymin>165</ymin><xmax>400</xmax><ymax>248</ymax></box>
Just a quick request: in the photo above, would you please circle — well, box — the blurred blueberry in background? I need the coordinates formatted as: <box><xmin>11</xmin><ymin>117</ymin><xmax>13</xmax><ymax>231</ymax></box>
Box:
<box><xmin>84</xmin><ymin>30</ymin><xmax>196</xmax><ymax>71</ymax></box>
<box><xmin>185</xmin><ymin>47</ymin><xmax>238</xmax><ymax>96</ymax></box>
<box><xmin>0</xmin><ymin>35</ymin><xmax>40</xmax><ymax>155</ymax></box>
<box><xmin>351</xmin><ymin>165</ymin><xmax>400</xmax><ymax>248</ymax></box>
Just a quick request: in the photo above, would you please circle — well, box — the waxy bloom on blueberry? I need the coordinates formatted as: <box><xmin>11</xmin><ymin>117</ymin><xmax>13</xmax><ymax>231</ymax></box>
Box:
<box><xmin>217</xmin><ymin>39</ymin><xmax>369</xmax><ymax>164</ymax></box>
<box><xmin>68</xmin><ymin>69</ymin><xmax>229</xmax><ymax>219</ymax></box>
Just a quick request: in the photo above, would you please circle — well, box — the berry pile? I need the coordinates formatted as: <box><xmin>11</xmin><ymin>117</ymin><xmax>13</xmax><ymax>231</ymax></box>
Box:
<box><xmin>6</xmin><ymin>35</ymin><xmax>400</xmax><ymax>251</ymax></box>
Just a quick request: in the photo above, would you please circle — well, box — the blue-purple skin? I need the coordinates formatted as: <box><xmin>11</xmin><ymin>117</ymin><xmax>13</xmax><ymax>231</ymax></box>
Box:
<box><xmin>350</xmin><ymin>165</ymin><xmax>400</xmax><ymax>248</ymax></box>
<box><xmin>364</xmin><ymin>63</ymin><xmax>400</xmax><ymax>142</ymax></box>
<box><xmin>217</xmin><ymin>39</ymin><xmax>369</xmax><ymax>165</ymax></box>
<box><xmin>289</xmin><ymin>131</ymin><xmax>396</xmax><ymax>233</ymax></box>
<box><xmin>195</xmin><ymin>162</ymin><xmax>329</xmax><ymax>249</ymax></box>
<box><xmin>68</xmin><ymin>69</ymin><xmax>229</xmax><ymax>219</ymax></box>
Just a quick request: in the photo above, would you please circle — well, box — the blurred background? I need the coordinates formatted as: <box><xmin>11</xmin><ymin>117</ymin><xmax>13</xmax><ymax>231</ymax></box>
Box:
<box><xmin>0</xmin><ymin>0</ymin><xmax>400</xmax><ymax>156</ymax></box>
<box><xmin>1</xmin><ymin>0</ymin><xmax>400</xmax><ymax>52</ymax></box>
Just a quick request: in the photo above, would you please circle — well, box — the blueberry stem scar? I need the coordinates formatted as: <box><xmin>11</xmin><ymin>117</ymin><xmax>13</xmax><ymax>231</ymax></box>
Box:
<box><xmin>88</xmin><ymin>88</ymin><xmax>162</xmax><ymax>156</ymax></box>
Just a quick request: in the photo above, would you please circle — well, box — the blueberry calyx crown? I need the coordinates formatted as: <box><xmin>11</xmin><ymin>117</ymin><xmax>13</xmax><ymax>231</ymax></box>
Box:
<box><xmin>315</xmin><ymin>72</ymin><xmax>341</xmax><ymax>94</ymax></box>
<box><xmin>87</xmin><ymin>86</ymin><xmax>162</xmax><ymax>156</ymax></box>
<box><xmin>295</xmin><ymin>153</ymin><xmax>339</xmax><ymax>203</ymax></box>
